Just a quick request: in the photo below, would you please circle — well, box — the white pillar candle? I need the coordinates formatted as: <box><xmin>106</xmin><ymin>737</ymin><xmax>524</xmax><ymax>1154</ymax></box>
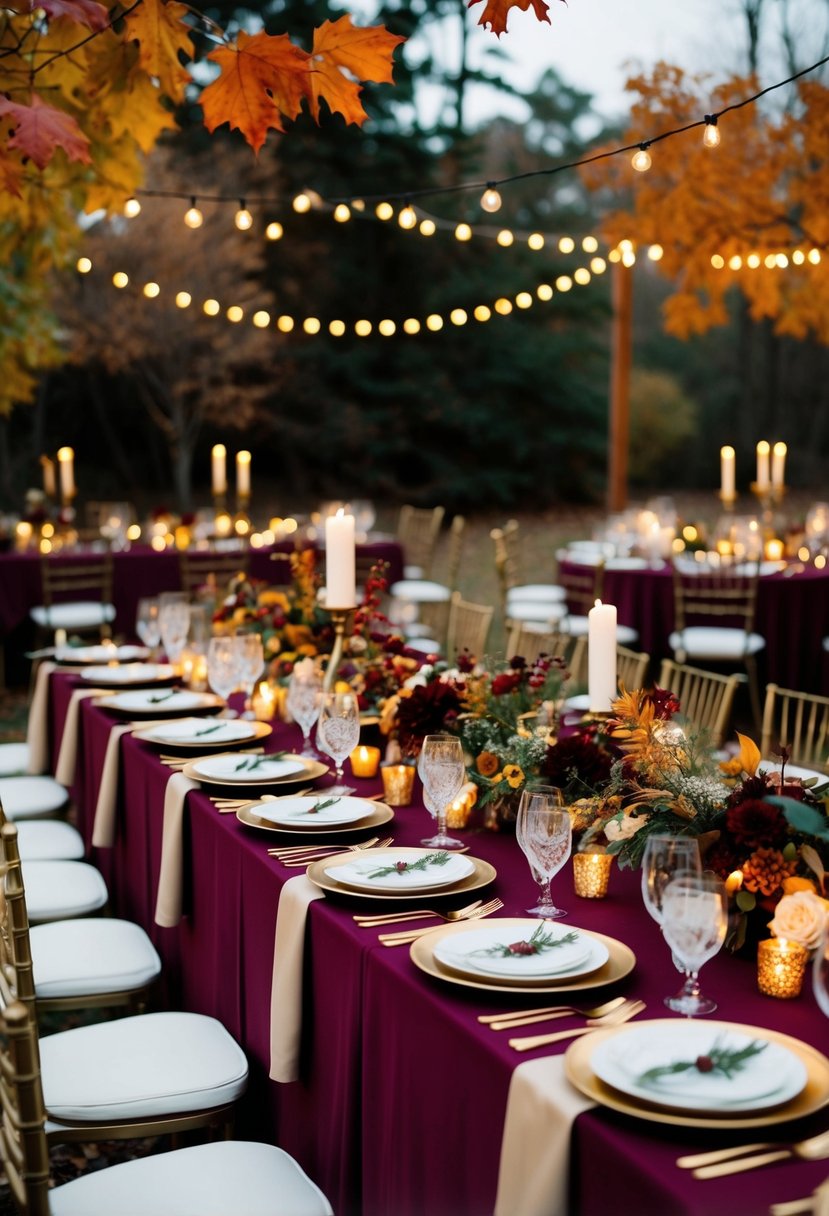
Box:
<box><xmin>236</xmin><ymin>450</ymin><xmax>251</xmax><ymax>497</ymax></box>
<box><xmin>325</xmin><ymin>508</ymin><xmax>356</xmax><ymax>607</ymax></box>
<box><xmin>720</xmin><ymin>446</ymin><xmax>735</xmax><ymax>498</ymax></box>
<box><xmin>588</xmin><ymin>599</ymin><xmax>617</xmax><ymax>713</ymax></box>
<box><xmin>57</xmin><ymin>447</ymin><xmax>75</xmax><ymax>499</ymax></box>
<box><xmin>756</xmin><ymin>440</ymin><xmax>770</xmax><ymax>491</ymax></box>
<box><xmin>772</xmin><ymin>442</ymin><xmax>787</xmax><ymax>491</ymax></box>
<box><xmin>211</xmin><ymin>444</ymin><xmax>227</xmax><ymax>496</ymax></box>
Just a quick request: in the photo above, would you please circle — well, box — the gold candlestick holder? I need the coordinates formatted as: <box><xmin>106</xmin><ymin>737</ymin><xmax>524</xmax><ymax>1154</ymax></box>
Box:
<box><xmin>718</xmin><ymin>489</ymin><xmax>737</xmax><ymax>513</ymax></box>
<box><xmin>322</xmin><ymin>606</ymin><xmax>355</xmax><ymax>693</ymax></box>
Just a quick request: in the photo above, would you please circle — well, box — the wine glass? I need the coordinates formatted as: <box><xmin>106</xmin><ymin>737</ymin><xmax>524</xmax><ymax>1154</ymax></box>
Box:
<box><xmin>660</xmin><ymin>873</ymin><xmax>727</xmax><ymax>1016</ymax></box>
<box><xmin>814</xmin><ymin>921</ymin><xmax>829</xmax><ymax>1018</ymax></box>
<box><xmin>235</xmin><ymin>634</ymin><xmax>264</xmax><ymax>719</ymax></box>
<box><xmin>158</xmin><ymin>592</ymin><xmax>190</xmax><ymax>666</ymax></box>
<box><xmin>641</xmin><ymin>834</ymin><xmax>702</xmax><ymax>924</ymax></box>
<box><xmin>515</xmin><ymin>785</ymin><xmax>571</xmax><ymax>918</ymax></box>
<box><xmin>135</xmin><ymin>597</ymin><xmax>161</xmax><ymax>654</ymax></box>
<box><xmin>418</xmin><ymin>733</ymin><xmax>465</xmax><ymax>850</ymax></box>
<box><xmin>317</xmin><ymin>691</ymin><xmax>360</xmax><ymax>794</ymax></box>
<box><xmin>206</xmin><ymin>636</ymin><xmax>242</xmax><ymax>708</ymax></box>
<box><xmin>287</xmin><ymin>666</ymin><xmax>324</xmax><ymax>758</ymax></box>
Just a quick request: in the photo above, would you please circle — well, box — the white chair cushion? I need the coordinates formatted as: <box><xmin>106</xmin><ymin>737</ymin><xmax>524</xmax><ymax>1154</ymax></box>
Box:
<box><xmin>390</xmin><ymin>579</ymin><xmax>451</xmax><ymax>604</ymax></box>
<box><xmin>50</xmin><ymin>1140</ymin><xmax>333</xmax><ymax>1216</ymax></box>
<box><xmin>506</xmin><ymin>601</ymin><xmax>567</xmax><ymax>625</ymax></box>
<box><xmin>669</xmin><ymin>627</ymin><xmax>766</xmax><ymax>661</ymax></box>
<box><xmin>40</xmin><ymin>1011</ymin><xmax>248</xmax><ymax>1123</ymax></box>
<box><xmin>14</xmin><ymin>819</ymin><xmax>84</xmax><ymax>861</ymax></box>
<box><xmin>0</xmin><ymin>742</ymin><xmax>29</xmax><ymax>776</ymax></box>
<box><xmin>823</xmin><ymin>637</ymin><xmax>829</xmax><ymax>653</ymax></box>
<box><xmin>403</xmin><ymin>564</ymin><xmax>424</xmax><ymax>579</ymax></box>
<box><xmin>22</xmin><ymin>860</ymin><xmax>108</xmax><ymax>923</ymax></box>
<box><xmin>0</xmin><ymin>775</ymin><xmax>68</xmax><ymax>819</ymax></box>
<box><xmin>506</xmin><ymin>584</ymin><xmax>566</xmax><ymax>605</ymax></box>
<box><xmin>404</xmin><ymin>638</ymin><xmax>442</xmax><ymax>656</ymax></box>
<box><xmin>557</xmin><ymin>616</ymin><xmax>639</xmax><ymax>647</ymax></box>
<box><xmin>30</xmin><ymin>918</ymin><xmax>161</xmax><ymax>998</ymax></box>
<box><xmin>31</xmin><ymin>601</ymin><xmax>116</xmax><ymax>630</ymax></box>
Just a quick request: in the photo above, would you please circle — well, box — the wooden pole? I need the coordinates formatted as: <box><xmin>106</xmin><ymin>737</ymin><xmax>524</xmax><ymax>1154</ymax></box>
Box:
<box><xmin>607</xmin><ymin>261</ymin><xmax>633</xmax><ymax>512</ymax></box>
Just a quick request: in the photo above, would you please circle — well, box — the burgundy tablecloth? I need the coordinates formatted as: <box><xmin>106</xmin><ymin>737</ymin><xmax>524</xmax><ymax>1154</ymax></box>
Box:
<box><xmin>560</xmin><ymin>559</ymin><xmax>829</xmax><ymax>693</ymax></box>
<box><xmin>45</xmin><ymin>668</ymin><xmax>829</xmax><ymax>1216</ymax></box>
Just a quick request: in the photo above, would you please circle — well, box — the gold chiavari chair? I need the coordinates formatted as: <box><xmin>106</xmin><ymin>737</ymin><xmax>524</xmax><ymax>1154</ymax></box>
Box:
<box><xmin>445</xmin><ymin>592</ymin><xmax>494</xmax><ymax>662</ymax></box>
<box><xmin>491</xmin><ymin>522</ymin><xmax>566</xmax><ymax>630</ymax></box>
<box><xmin>179</xmin><ymin>548</ymin><xmax>249</xmax><ymax>599</ymax></box>
<box><xmin>761</xmin><ymin>684</ymin><xmax>829</xmax><ymax>772</ymax></box>
<box><xmin>396</xmin><ymin>505</ymin><xmax>445</xmax><ymax>580</ymax></box>
<box><xmin>657</xmin><ymin>659</ymin><xmax>744</xmax><ymax>749</ymax></box>
<box><xmin>30</xmin><ymin>553</ymin><xmax>115</xmax><ymax>646</ymax></box>
<box><xmin>389</xmin><ymin>515</ymin><xmax>466</xmax><ymax>650</ymax></box>
<box><xmin>617</xmin><ymin>645</ymin><xmax>651</xmax><ymax>691</ymax></box>
<box><xmin>504</xmin><ymin>623</ymin><xmax>577</xmax><ymax>667</ymax></box>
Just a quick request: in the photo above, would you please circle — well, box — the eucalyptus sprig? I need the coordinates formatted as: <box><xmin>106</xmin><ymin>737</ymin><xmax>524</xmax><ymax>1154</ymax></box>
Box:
<box><xmin>234</xmin><ymin>751</ymin><xmax>287</xmax><ymax>773</ymax></box>
<box><xmin>307</xmin><ymin>797</ymin><xmax>340</xmax><ymax>814</ymax></box>
<box><xmin>473</xmin><ymin>924</ymin><xmax>578</xmax><ymax>958</ymax></box>
<box><xmin>637</xmin><ymin>1037</ymin><xmax>768</xmax><ymax>1086</ymax></box>
<box><xmin>366</xmin><ymin>852</ymin><xmax>451</xmax><ymax>879</ymax></box>
<box><xmin>194</xmin><ymin>723</ymin><xmax>223</xmax><ymax>737</ymax></box>
<box><xmin>148</xmin><ymin>691</ymin><xmax>176</xmax><ymax>704</ymax></box>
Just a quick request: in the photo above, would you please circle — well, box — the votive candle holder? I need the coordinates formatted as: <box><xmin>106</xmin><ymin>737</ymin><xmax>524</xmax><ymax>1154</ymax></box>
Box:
<box><xmin>350</xmin><ymin>745</ymin><xmax>381</xmax><ymax>779</ymax></box>
<box><xmin>573</xmin><ymin>852</ymin><xmax>613</xmax><ymax>899</ymax></box>
<box><xmin>757</xmin><ymin>937</ymin><xmax>809</xmax><ymax>999</ymax></box>
<box><xmin>380</xmin><ymin>762</ymin><xmax>416</xmax><ymax>807</ymax></box>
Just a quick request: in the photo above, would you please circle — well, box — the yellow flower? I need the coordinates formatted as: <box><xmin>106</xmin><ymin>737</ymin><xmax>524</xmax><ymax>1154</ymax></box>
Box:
<box><xmin>257</xmin><ymin>590</ymin><xmax>289</xmax><ymax>610</ymax></box>
<box><xmin>719</xmin><ymin>756</ymin><xmax>744</xmax><ymax>777</ymax></box>
<box><xmin>502</xmin><ymin>764</ymin><xmax>524</xmax><ymax>789</ymax></box>
<box><xmin>782</xmin><ymin>876</ymin><xmax>817</xmax><ymax>896</ymax></box>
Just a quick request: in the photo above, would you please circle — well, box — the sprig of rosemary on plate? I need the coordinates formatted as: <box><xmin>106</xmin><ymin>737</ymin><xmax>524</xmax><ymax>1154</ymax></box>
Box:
<box><xmin>194</xmin><ymin>723</ymin><xmax>223</xmax><ymax>737</ymax></box>
<box><xmin>637</xmin><ymin>1037</ymin><xmax>768</xmax><ymax>1085</ymax></box>
<box><xmin>473</xmin><ymin>924</ymin><xmax>579</xmax><ymax>958</ymax></box>
<box><xmin>233</xmin><ymin>752</ymin><xmax>287</xmax><ymax>773</ymax></box>
<box><xmin>366</xmin><ymin>851</ymin><xmax>451</xmax><ymax>879</ymax></box>
<box><xmin>306</xmin><ymin>797</ymin><xmax>340</xmax><ymax>814</ymax></box>
<box><xmin>148</xmin><ymin>691</ymin><xmax>176</xmax><ymax>704</ymax></box>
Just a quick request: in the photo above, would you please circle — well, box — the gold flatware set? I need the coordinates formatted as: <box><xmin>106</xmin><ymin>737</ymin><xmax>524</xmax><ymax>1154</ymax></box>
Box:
<box><xmin>376</xmin><ymin>898</ymin><xmax>504</xmax><ymax>946</ymax></box>
<box><xmin>678</xmin><ymin>1129</ymin><xmax>829</xmax><ymax>1179</ymax></box>
<box><xmin>507</xmin><ymin>999</ymin><xmax>647</xmax><ymax>1051</ymax></box>
<box><xmin>266</xmin><ymin>836</ymin><xmax>394</xmax><ymax>867</ymax></box>
<box><xmin>477</xmin><ymin>995</ymin><xmax>629</xmax><ymax>1031</ymax></box>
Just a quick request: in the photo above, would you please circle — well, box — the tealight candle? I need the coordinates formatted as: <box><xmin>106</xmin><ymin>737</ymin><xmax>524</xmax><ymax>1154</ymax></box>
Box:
<box><xmin>764</xmin><ymin>538</ymin><xmax>784</xmax><ymax>562</ymax></box>
<box><xmin>380</xmin><ymin>762</ymin><xmax>416</xmax><ymax>806</ymax></box>
<box><xmin>350</xmin><ymin>745</ymin><xmax>381</xmax><ymax>778</ymax></box>
<box><xmin>251</xmin><ymin>680</ymin><xmax>278</xmax><ymax>722</ymax></box>
<box><xmin>757</xmin><ymin>937</ymin><xmax>808</xmax><ymax>999</ymax></box>
<box><xmin>572</xmin><ymin>852</ymin><xmax>614</xmax><ymax>899</ymax></box>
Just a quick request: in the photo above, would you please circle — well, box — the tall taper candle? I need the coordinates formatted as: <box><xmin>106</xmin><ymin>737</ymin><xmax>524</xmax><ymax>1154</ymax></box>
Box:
<box><xmin>756</xmin><ymin>440</ymin><xmax>770</xmax><ymax>491</ymax></box>
<box><xmin>41</xmin><ymin>455</ymin><xmax>56</xmax><ymax>499</ymax></box>
<box><xmin>588</xmin><ymin>599</ymin><xmax>617</xmax><ymax>713</ymax></box>
<box><xmin>236</xmin><ymin>450</ymin><xmax>251</xmax><ymax>498</ymax></box>
<box><xmin>772</xmin><ymin>442</ymin><xmax>786</xmax><ymax>492</ymax></box>
<box><xmin>720</xmin><ymin>445</ymin><xmax>735</xmax><ymax>499</ymax></box>
<box><xmin>325</xmin><ymin>508</ymin><xmax>356</xmax><ymax>607</ymax></box>
<box><xmin>211</xmin><ymin>444</ymin><xmax>227</xmax><ymax>496</ymax></box>
<box><xmin>57</xmin><ymin>447</ymin><xmax>75</xmax><ymax>500</ymax></box>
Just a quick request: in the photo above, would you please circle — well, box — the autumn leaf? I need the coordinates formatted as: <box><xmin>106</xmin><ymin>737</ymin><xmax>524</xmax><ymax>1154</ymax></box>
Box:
<box><xmin>201</xmin><ymin>29</ymin><xmax>310</xmax><ymax>154</ymax></box>
<box><xmin>467</xmin><ymin>0</ymin><xmax>556</xmax><ymax>38</ymax></box>
<box><xmin>0</xmin><ymin>147</ymin><xmax>23</xmax><ymax>197</ymax></box>
<box><xmin>124</xmin><ymin>0</ymin><xmax>194</xmax><ymax>104</ymax></box>
<box><xmin>0</xmin><ymin>94</ymin><xmax>91</xmax><ymax>169</ymax></box>
<box><xmin>307</xmin><ymin>15</ymin><xmax>405</xmax><ymax>125</ymax></box>
<box><xmin>7</xmin><ymin>0</ymin><xmax>109</xmax><ymax>31</ymax></box>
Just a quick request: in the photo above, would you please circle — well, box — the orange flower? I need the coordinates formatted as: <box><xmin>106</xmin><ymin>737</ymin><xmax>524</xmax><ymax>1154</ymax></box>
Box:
<box><xmin>476</xmin><ymin>751</ymin><xmax>500</xmax><ymax>777</ymax></box>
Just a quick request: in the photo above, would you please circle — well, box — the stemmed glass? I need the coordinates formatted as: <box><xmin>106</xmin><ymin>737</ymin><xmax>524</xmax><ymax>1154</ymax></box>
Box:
<box><xmin>235</xmin><ymin>634</ymin><xmax>264</xmax><ymax>720</ymax></box>
<box><xmin>158</xmin><ymin>592</ymin><xmax>190</xmax><ymax>666</ymax></box>
<box><xmin>641</xmin><ymin>834</ymin><xmax>702</xmax><ymax>924</ymax></box>
<box><xmin>287</xmin><ymin>666</ymin><xmax>324</xmax><ymax>758</ymax></box>
<box><xmin>660</xmin><ymin>873</ymin><xmax>728</xmax><ymax>1016</ymax></box>
<box><xmin>317</xmin><ymin>691</ymin><xmax>360</xmax><ymax>794</ymax></box>
<box><xmin>206</xmin><ymin>636</ymin><xmax>242</xmax><ymax>709</ymax></box>
<box><xmin>418</xmin><ymin>733</ymin><xmax>465</xmax><ymax>850</ymax></box>
<box><xmin>516</xmin><ymin>785</ymin><xmax>572</xmax><ymax>918</ymax></box>
<box><xmin>135</xmin><ymin>597</ymin><xmax>161</xmax><ymax>655</ymax></box>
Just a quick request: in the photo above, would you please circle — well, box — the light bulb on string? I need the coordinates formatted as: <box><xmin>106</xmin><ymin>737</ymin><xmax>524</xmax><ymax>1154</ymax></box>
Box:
<box><xmin>703</xmin><ymin>115</ymin><xmax>721</xmax><ymax>148</ymax></box>
<box><xmin>480</xmin><ymin>184</ymin><xmax>502</xmax><ymax>214</ymax></box>
<box><xmin>234</xmin><ymin>200</ymin><xmax>253</xmax><ymax>230</ymax></box>
<box><xmin>631</xmin><ymin>144</ymin><xmax>652</xmax><ymax>172</ymax></box>
<box><xmin>398</xmin><ymin>203</ymin><xmax>417</xmax><ymax>230</ymax></box>
<box><xmin>184</xmin><ymin>198</ymin><xmax>203</xmax><ymax>228</ymax></box>
<box><xmin>124</xmin><ymin>197</ymin><xmax>141</xmax><ymax>219</ymax></box>
<box><xmin>333</xmin><ymin>203</ymin><xmax>351</xmax><ymax>223</ymax></box>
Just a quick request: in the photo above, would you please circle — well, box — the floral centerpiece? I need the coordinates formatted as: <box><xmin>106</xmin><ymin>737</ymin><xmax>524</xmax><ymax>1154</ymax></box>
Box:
<box><xmin>577</xmin><ymin>686</ymin><xmax>829</xmax><ymax>952</ymax></box>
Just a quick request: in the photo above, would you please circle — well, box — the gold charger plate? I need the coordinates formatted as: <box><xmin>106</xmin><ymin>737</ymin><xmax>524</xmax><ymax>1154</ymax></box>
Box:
<box><xmin>95</xmin><ymin>691</ymin><xmax>226</xmax><ymax>718</ymax></box>
<box><xmin>410</xmin><ymin>920</ymin><xmax>635</xmax><ymax>995</ymax></box>
<box><xmin>133</xmin><ymin>720</ymin><xmax>273</xmax><ymax>750</ymax></box>
<box><xmin>307</xmin><ymin>849</ymin><xmax>496</xmax><ymax>902</ymax></box>
<box><xmin>236</xmin><ymin>798</ymin><xmax>394</xmax><ymax>837</ymax></box>
<box><xmin>181</xmin><ymin>754</ymin><xmax>329</xmax><ymax>789</ymax></box>
<box><xmin>565</xmin><ymin>1019</ymin><xmax>829</xmax><ymax>1129</ymax></box>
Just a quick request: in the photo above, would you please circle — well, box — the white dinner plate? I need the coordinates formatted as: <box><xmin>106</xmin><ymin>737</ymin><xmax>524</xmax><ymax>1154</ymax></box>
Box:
<box><xmin>81</xmin><ymin>663</ymin><xmax>175</xmax><ymax>685</ymax></box>
<box><xmin>434</xmin><ymin>921</ymin><xmax>606</xmax><ymax>980</ymax></box>
<box><xmin>326</xmin><ymin>849</ymin><xmax>474</xmax><ymax>893</ymax></box>
<box><xmin>191</xmin><ymin>753</ymin><xmax>308</xmax><ymax>783</ymax></box>
<box><xmin>759</xmin><ymin>759</ymin><xmax>828</xmax><ymax>785</ymax></box>
<box><xmin>256</xmin><ymin>795</ymin><xmax>375</xmax><ymax>828</ymax></box>
<box><xmin>141</xmin><ymin>718</ymin><xmax>261</xmax><ymax>745</ymax></box>
<box><xmin>98</xmin><ymin>690</ymin><xmax>221</xmax><ymax>715</ymax></box>
<box><xmin>55</xmin><ymin>644</ymin><xmax>149</xmax><ymax>664</ymax></box>
<box><xmin>562</xmin><ymin>694</ymin><xmax>590</xmax><ymax>713</ymax></box>
<box><xmin>591</xmin><ymin>1022</ymin><xmax>808</xmax><ymax>1113</ymax></box>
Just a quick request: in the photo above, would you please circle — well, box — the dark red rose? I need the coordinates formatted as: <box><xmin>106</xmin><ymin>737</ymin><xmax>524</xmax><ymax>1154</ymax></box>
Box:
<box><xmin>491</xmin><ymin>671</ymin><xmax>522</xmax><ymax>697</ymax></box>
<box><xmin>509</xmin><ymin>656</ymin><xmax>527</xmax><ymax>671</ymax></box>
<box><xmin>456</xmin><ymin>650</ymin><xmax>476</xmax><ymax>674</ymax></box>
<box><xmin>725</xmin><ymin>799</ymin><xmax>788</xmax><ymax>848</ymax></box>
<box><xmin>727</xmin><ymin>773</ymin><xmax>773</xmax><ymax>807</ymax></box>
<box><xmin>649</xmin><ymin>686</ymin><xmax>681</xmax><ymax>721</ymax></box>
<box><xmin>541</xmin><ymin>736</ymin><xmax>613</xmax><ymax>792</ymax></box>
<box><xmin>396</xmin><ymin>681</ymin><xmax>463</xmax><ymax>755</ymax></box>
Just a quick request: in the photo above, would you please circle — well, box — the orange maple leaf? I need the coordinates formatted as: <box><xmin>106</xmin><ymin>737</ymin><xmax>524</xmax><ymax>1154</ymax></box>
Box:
<box><xmin>0</xmin><ymin>95</ymin><xmax>91</xmax><ymax>169</ymax></box>
<box><xmin>0</xmin><ymin>146</ymin><xmax>23</xmax><ymax>197</ymax></box>
<box><xmin>9</xmin><ymin>0</ymin><xmax>108</xmax><ymax>30</ymax></box>
<box><xmin>201</xmin><ymin>30</ymin><xmax>310</xmax><ymax>154</ymax></box>
<box><xmin>124</xmin><ymin>0</ymin><xmax>194</xmax><ymax>104</ymax></box>
<box><xmin>467</xmin><ymin>0</ymin><xmax>557</xmax><ymax>37</ymax></box>
<box><xmin>307</xmin><ymin>15</ymin><xmax>405</xmax><ymax>125</ymax></box>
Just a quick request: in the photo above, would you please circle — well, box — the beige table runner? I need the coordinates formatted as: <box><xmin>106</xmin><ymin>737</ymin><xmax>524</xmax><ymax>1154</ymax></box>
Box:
<box><xmin>495</xmin><ymin>1054</ymin><xmax>596</xmax><ymax>1216</ymax></box>
<box><xmin>26</xmin><ymin>661</ymin><xmax>56</xmax><ymax>775</ymax></box>
<box><xmin>91</xmin><ymin>723</ymin><xmax>134</xmax><ymax>848</ymax></box>
<box><xmin>154</xmin><ymin>772</ymin><xmax>199</xmax><ymax>927</ymax></box>
<box><xmin>269</xmin><ymin>873</ymin><xmax>325</xmax><ymax>1084</ymax></box>
<box><xmin>54</xmin><ymin>687</ymin><xmax>106</xmax><ymax>786</ymax></box>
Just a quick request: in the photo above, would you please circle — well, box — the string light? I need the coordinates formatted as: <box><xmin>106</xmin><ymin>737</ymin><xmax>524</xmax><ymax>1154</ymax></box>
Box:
<box><xmin>333</xmin><ymin>204</ymin><xmax>351</xmax><ymax>223</ymax></box>
<box><xmin>329</xmin><ymin>320</ymin><xmax>346</xmax><ymax>336</ymax></box>
<box><xmin>474</xmin><ymin>304</ymin><xmax>491</xmax><ymax>320</ymax></box>
<box><xmin>184</xmin><ymin>198</ymin><xmax>203</xmax><ymax>228</ymax></box>
<box><xmin>558</xmin><ymin>237</ymin><xmax>575</xmax><ymax>254</ymax></box>
<box><xmin>536</xmin><ymin>284</ymin><xmax>553</xmax><ymax>301</ymax></box>
<box><xmin>450</xmin><ymin>308</ymin><xmax>468</xmax><ymax>325</ymax></box>
<box><xmin>292</xmin><ymin>193</ymin><xmax>311</xmax><ymax>213</ymax></box>
<box><xmin>143</xmin><ymin>281</ymin><xmax>160</xmax><ymax>298</ymax></box>
<box><xmin>647</xmin><ymin>244</ymin><xmax>664</xmax><ymax>261</ymax></box>
<box><xmin>175</xmin><ymin>291</ymin><xmax>191</xmax><ymax>307</ymax></box>
<box><xmin>379</xmin><ymin>319</ymin><xmax>396</xmax><ymax>335</ymax></box>
<box><xmin>403</xmin><ymin>318</ymin><xmax>421</xmax><ymax>334</ymax></box>
<box><xmin>124</xmin><ymin>197</ymin><xmax>141</xmax><ymax>218</ymax></box>
<box><xmin>631</xmin><ymin>144</ymin><xmax>652</xmax><ymax>173</ymax></box>
<box><xmin>76</xmin><ymin>257</ymin><xmax>92</xmax><ymax>273</ymax></box>
<box><xmin>496</xmin><ymin>230</ymin><xmax>514</xmax><ymax>247</ymax></box>
<box><xmin>419</xmin><ymin>219</ymin><xmax>436</xmax><ymax>236</ymax></box>
<box><xmin>582</xmin><ymin>236</ymin><xmax>599</xmax><ymax>253</ymax></box>
<box><xmin>398</xmin><ymin>204</ymin><xmax>417</xmax><ymax>230</ymax></box>
<box><xmin>426</xmin><ymin>314</ymin><xmax>443</xmax><ymax>330</ymax></box>
<box><xmin>112</xmin><ymin>271</ymin><xmax>128</xmax><ymax>288</ymax></box>
<box><xmin>480</xmin><ymin>184</ymin><xmax>502</xmax><ymax>213</ymax></box>
<box><xmin>527</xmin><ymin>233</ymin><xmax>544</xmax><ymax>251</ymax></box>
<box><xmin>226</xmin><ymin>305</ymin><xmax>244</xmax><ymax>322</ymax></box>
<box><xmin>455</xmin><ymin>223</ymin><xmax>472</xmax><ymax>242</ymax></box>
<box><xmin>252</xmin><ymin>310</ymin><xmax>270</xmax><ymax>327</ymax></box>
<box><xmin>703</xmin><ymin>115</ymin><xmax>721</xmax><ymax>148</ymax></box>
<box><xmin>277</xmin><ymin>316</ymin><xmax>294</xmax><ymax>333</ymax></box>
<box><xmin>355</xmin><ymin>319</ymin><xmax>372</xmax><ymax>336</ymax></box>
<box><xmin>265</xmin><ymin>222</ymin><xmax>283</xmax><ymax>241</ymax></box>
<box><xmin>303</xmin><ymin>317</ymin><xmax>321</xmax><ymax>334</ymax></box>
<box><xmin>234</xmin><ymin>201</ymin><xmax>253</xmax><ymax>231</ymax></box>
<box><xmin>203</xmin><ymin>298</ymin><xmax>220</xmax><ymax>315</ymax></box>
<box><xmin>375</xmin><ymin>202</ymin><xmax>393</xmax><ymax>221</ymax></box>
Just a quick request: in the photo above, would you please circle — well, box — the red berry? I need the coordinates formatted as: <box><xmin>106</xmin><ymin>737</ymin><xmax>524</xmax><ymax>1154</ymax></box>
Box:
<box><xmin>695</xmin><ymin>1055</ymin><xmax>714</xmax><ymax>1073</ymax></box>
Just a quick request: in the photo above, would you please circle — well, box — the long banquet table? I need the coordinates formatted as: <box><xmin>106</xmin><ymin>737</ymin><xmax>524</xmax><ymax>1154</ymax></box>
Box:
<box><xmin>41</xmin><ymin>666</ymin><xmax>829</xmax><ymax>1216</ymax></box>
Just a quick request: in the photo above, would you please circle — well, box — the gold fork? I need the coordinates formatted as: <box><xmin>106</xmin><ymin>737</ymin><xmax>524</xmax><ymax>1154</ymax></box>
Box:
<box><xmin>508</xmin><ymin>999</ymin><xmax>646</xmax><ymax>1051</ymax></box>
<box><xmin>211</xmin><ymin>789</ymin><xmax>313</xmax><ymax>812</ymax></box>
<box><xmin>353</xmin><ymin>899</ymin><xmax>484</xmax><ymax>928</ymax></box>
<box><xmin>275</xmin><ymin>837</ymin><xmax>394</xmax><ymax>867</ymax></box>
<box><xmin>378</xmin><ymin>898</ymin><xmax>504</xmax><ymax>945</ymax></box>
<box><xmin>482</xmin><ymin>996</ymin><xmax>628</xmax><ymax>1031</ymax></box>
<box><xmin>267</xmin><ymin>835</ymin><xmax>382</xmax><ymax>858</ymax></box>
<box><xmin>678</xmin><ymin>1129</ymin><xmax>829</xmax><ymax>1180</ymax></box>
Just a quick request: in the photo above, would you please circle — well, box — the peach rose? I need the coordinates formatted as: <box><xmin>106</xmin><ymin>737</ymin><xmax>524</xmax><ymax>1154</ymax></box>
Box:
<box><xmin>604</xmin><ymin>812</ymin><xmax>649</xmax><ymax>843</ymax></box>
<box><xmin>768</xmin><ymin>890</ymin><xmax>829</xmax><ymax>951</ymax></box>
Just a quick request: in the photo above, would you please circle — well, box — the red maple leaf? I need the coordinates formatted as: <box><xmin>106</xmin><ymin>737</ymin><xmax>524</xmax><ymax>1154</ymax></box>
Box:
<box><xmin>0</xmin><ymin>95</ymin><xmax>91</xmax><ymax>169</ymax></box>
<box><xmin>467</xmin><ymin>0</ymin><xmax>557</xmax><ymax>37</ymax></box>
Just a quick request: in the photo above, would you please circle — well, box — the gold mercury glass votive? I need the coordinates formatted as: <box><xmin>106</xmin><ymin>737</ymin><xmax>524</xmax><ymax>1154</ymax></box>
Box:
<box><xmin>572</xmin><ymin>852</ymin><xmax>614</xmax><ymax>899</ymax></box>
<box><xmin>380</xmin><ymin>762</ymin><xmax>416</xmax><ymax>807</ymax></box>
<box><xmin>757</xmin><ymin>937</ymin><xmax>809</xmax><ymax>999</ymax></box>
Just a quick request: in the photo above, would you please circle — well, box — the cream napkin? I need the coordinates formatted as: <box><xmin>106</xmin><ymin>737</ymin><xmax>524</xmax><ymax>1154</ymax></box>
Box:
<box><xmin>154</xmin><ymin>772</ymin><xmax>200</xmax><ymax>928</ymax></box>
<box><xmin>269</xmin><ymin>873</ymin><xmax>325</xmax><ymax>1084</ymax></box>
<box><xmin>495</xmin><ymin>1055</ymin><xmax>596</xmax><ymax>1216</ymax></box>
<box><xmin>54</xmin><ymin>687</ymin><xmax>105</xmax><ymax>786</ymax></box>
<box><xmin>91</xmin><ymin>723</ymin><xmax>134</xmax><ymax>848</ymax></box>
<box><xmin>26</xmin><ymin>661</ymin><xmax>56</xmax><ymax>775</ymax></box>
